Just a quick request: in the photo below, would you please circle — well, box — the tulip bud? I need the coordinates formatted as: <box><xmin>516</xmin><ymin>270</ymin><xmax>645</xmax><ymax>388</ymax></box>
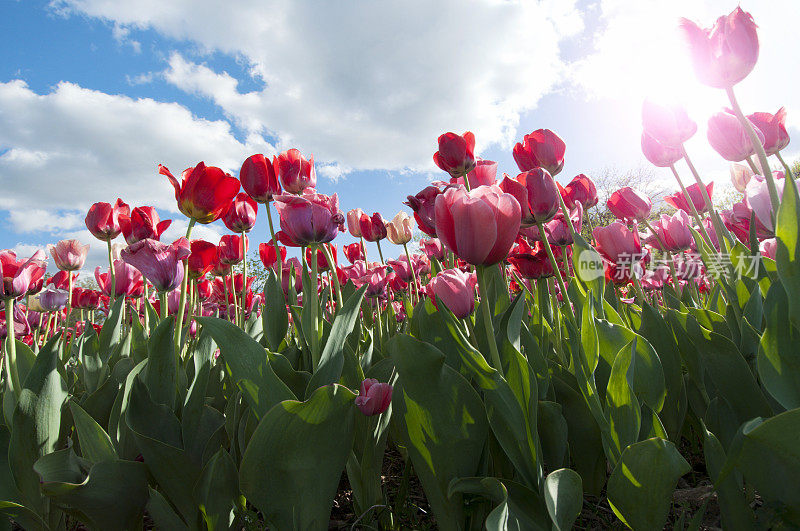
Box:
<box><xmin>359</xmin><ymin>212</ymin><xmax>387</xmax><ymax>243</ymax></box>
<box><xmin>222</xmin><ymin>193</ymin><xmax>258</xmax><ymax>233</ymax></box>
<box><xmin>187</xmin><ymin>240</ymin><xmax>218</xmax><ymax>279</ymax></box>
<box><xmin>426</xmin><ymin>268</ymin><xmax>477</xmax><ymax>318</ymax></box>
<box><xmin>85</xmin><ymin>199</ymin><xmax>129</xmax><ymax>241</ymax></box>
<box><xmin>355</xmin><ymin>378</ymin><xmax>392</xmax><ymax>416</ymax></box>
<box><xmin>386</xmin><ymin>212</ymin><xmax>413</xmax><ymax>245</ymax></box>
<box><xmin>499</xmin><ymin>168</ymin><xmax>560</xmax><ymax>226</ymax></box>
<box><xmin>347</xmin><ymin>208</ymin><xmax>364</xmax><ymax>238</ymax></box>
<box><xmin>606</xmin><ymin>187</ymin><xmax>652</xmax><ymax>223</ymax></box>
<box><xmin>513</xmin><ymin>129</ymin><xmax>566</xmax><ymax>176</ymax></box>
<box><xmin>561</xmin><ymin>174</ymin><xmax>598</xmax><ymax>209</ymax></box>
<box><xmin>218</xmin><ymin>234</ymin><xmax>247</xmax><ymax>265</ymax></box>
<box><xmin>240</xmin><ymin>153</ymin><xmax>281</xmax><ymax>203</ymax></box>
<box><xmin>433</xmin><ymin>131</ymin><xmax>476</xmax><ymax>178</ymax></box>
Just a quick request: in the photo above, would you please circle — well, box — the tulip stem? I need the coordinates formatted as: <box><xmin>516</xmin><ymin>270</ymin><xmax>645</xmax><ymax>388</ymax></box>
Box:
<box><xmin>229</xmin><ymin>270</ymin><xmax>239</xmax><ymax>327</ymax></box>
<box><xmin>668</xmin><ymin>164</ymin><xmax>715</xmax><ymax>248</ymax></box>
<box><xmin>4</xmin><ymin>299</ymin><xmax>20</xmax><ymax>398</ymax></box>
<box><xmin>536</xmin><ymin>221</ymin><xmax>576</xmax><ymax>323</ymax></box>
<box><xmin>310</xmin><ymin>245</ymin><xmax>321</xmax><ymax>369</ymax></box>
<box><xmin>159</xmin><ymin>292</ymin><xmax>167</xmax><ymax>320</ymax></box>
<box><xmin>106</xmin><ymin>240</ymin><xmax>116</xmax><ymax>302</ymax></box>
<box><xmin>376</xmin><ymin>240</ymin><xmax>386</xmax><ymax>265</ymax></box>
<box><xmin>360</xmin><ymin>236</ymin><xmax>368</xmax><ymax>262</ymax></box>
<box><xmin>667</xmin><ymin>252</ymin><xmax>681</xmax><ymax>298</ymax></box>
<box><xmin>477</xmin><ymin>266</ymin><xmax>504</xmax><ymax>377</ymax></box>
<box><xmin>679</xmin><ymin>146</ymin><xmax>730</xmax><ymax>252</ymax></box>
<box><xmin>265</xmin><ymin>202</ymin><xmax>283</xmax><ymax>290</ymax></box>
<box><xmin>776</xmin><ymin>151</ymin><xmax>796</xmax><ymax>182</ymax></box>
<box><xmin>173</xmin><ymin>219</ymin><xmax>196</xmax><ymax>359</ymax></box>
<box><xmin>320</xmin><ymin>244</ymin><xmax>343</xmax><ymax>309</ymax></box>
<box><xmin>241</xmin><ymin>233</ymin><xmax>248</xmax><ymax>327</ymax></box>
<box><xmin>402</xmin><ymin>242</ymin><xmax>420</xmax><ymax>305</ymax></box>
<box><xmin>745</xmin><ymin>156</ymin><xmax>760</xmax><ymax>175</ymax></box>
<box><xmin>726</xmin><ymin>86</ymin><xmax>780</xmax><ymax>221</ymax></box>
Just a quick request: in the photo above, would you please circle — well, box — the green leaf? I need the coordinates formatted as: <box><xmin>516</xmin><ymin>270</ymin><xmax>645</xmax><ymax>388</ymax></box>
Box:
<box><xmin>607</xmin><ymin>437</ymin><xmax>691</xmax><ymax>531</ymax></box>
<box><xmin>145</xmin><ymin>488</ymin><xmax>189</xmax><ymax>531</ymax></box>
<box><xmin>194</xmin><ymin>449</ymin><xmax>239</xmax><ymax>531</ymax></box>
<box><xmin>604</xmin><ymin>341</ymin><xmax>641</xmax><ymax>462</ymax></box>
<box><xmin>305</xmin><ymin>285</ymin><xmax>367</xmax><ymax>394</ymax></box>
<box><xmin>69</xmin><ymin>402</ymin><xmax>117</xmax><ymax>464</ymax></box>
<box><xmin>758</xmin><ymin>281</ymin><xmax>800</xmax><ymax>410</ymax></box>
<box><xmin>98</xmin><ymin>297</ymin><xmax>125</xmax><ymax>362</ymax></box>
<box><xmin>239</xmin><ymin>384</ymin><xmax>356</xmax><ymax>531</ymax></box>
<box><xmin>572</xmin><ymin>233</ymin><xmax>605</xmax><ymax>309</ymax></box>
<box><xmin>263</xmin><ymin>271</ymin><xmax>289</xmax><ymax>351</ymax></box>
<box><xmin>543</xmin><ymin>468</ymin><xmax>583</xmax><ymax>531</ymax></box>
<box><xmin>0</xmin><ymin>501</ymin><xmax>49</xmax><ymax>531</ymax></box>
<box><xmin>390</xmin><ymin>334</ymin><xmax>489</xmax><ymax>530</ymax></box>
<box><xmin>197</xmin><ymin>316</ymin><xmax>295</xmax><ymax>419</ymax></box>
<box><xmin>35</xmin><ymin>450</ymin><xmax>148</xmax><ymax>531</ymax></box>
<box><xmin>775</xmin><ymin>169</ymin><xmax>800</xmax><ymax>329</ymax></box>
<box><xmin>143</xmin><ymin>316</ymin><xmax>176</xmax><ymax>409</ymax></box>
<box><xmin>9</xmin><ymin>335</ymin><xmax>67</xmax><ymax>514</ymax></box>
<box><xmin>537</xmin><ymin>401</ymin><xmax>568</xmax><ymax>470</ymax></box>
<box><xmin>447</xmin><ymin>477</ymin><xmax>549</xmax><ymax>531</ymax></box>
<box><xmin>702</xmin><ymin>426</ymin><xmax>754</xmax><ymax>530</ymax></box>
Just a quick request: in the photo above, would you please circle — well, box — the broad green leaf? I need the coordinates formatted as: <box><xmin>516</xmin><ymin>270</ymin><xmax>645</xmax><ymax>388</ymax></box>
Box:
<box><xmin>193</xmin><ymin>449</ymin><xmax>239</xmax><ymax>531</ymax></box>
<box><xmin>0</xmin><ymin>501</ymin><xmax>48</xmax><ymax>531</ymax></box>
<box><xmin>572</xmin><ymin>233</ymin><xmax>605</xmax><ymax>309</ymax></box>
<box><xmin>775</xmin><ymin>170</ymin><xmax>800</xmax><ymax>329</ymax></box>
<box><xmin>447</xmin><ymin>477</ymin><xmax>549</xmax><ymax>531</ymax></box>
<box><xmin>702</xmin><ymin>426</ymin><xmax>754</xmax><ymax>530</ymax></box>
<box><xmin>607</xmin><ymin>437</ymin><xmax>691</xmax><ymax>531</ymax></box>
<box><xmin>98</xmin><ymin>297</ymin><xmax>125</xmax><ymax>362</ymax></box>
<box><xmin>390</xmin><ymin>334</ymin><xmax>489</xmax><ymax>530</ymax></box>
<box><xmin>143</xmin><ymin>316</ymin><xmax>176</xmax><ymax>409</ymax></box>
<box><xmin>69</xmin><ymin>402</ymin><xmax>117</xmax><ymax>464</ymax></box>
<box><xmin>197</xmin><ymin>316</ymin><xmax>295</xmax><ymax>419</ymax></box>
<box><xmin>543</xmin><ymin>468</ymin><xmax>583</xmax><ymax>531</ymax></box>
<box><xmin>240</xmin><ymin>384</ymin><xmax>356</xmax><ymax>531</ymax></box>
<box><xmin>604</xmin><ymin>341</ymin><xmax>641</xmax><ymax>462</ymax></box>
<box><xmin>758</xmin><ymin>281</ymin><xmax>800</xmax><ymax>410</ymax></box>
<box><xmin>263</xmin><ymin>271</ymin><xmax>289</xmax><ymax>351</ymax></box>
<box><xmin>145</xmin><ymin>488</ymin><xmax>188</xmax><ymax>531</ymax></box>
<box><xmin>537</xmin><ymin>401</ymin><xmax>568</xmax><ymax>470</ymax></box>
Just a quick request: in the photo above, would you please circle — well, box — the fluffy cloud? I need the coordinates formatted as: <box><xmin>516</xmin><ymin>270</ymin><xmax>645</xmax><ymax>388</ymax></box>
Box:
<box><xmin>52</xmin><ymin>0</ymin><xmax>585</xmax><ymax>171</ymax></box>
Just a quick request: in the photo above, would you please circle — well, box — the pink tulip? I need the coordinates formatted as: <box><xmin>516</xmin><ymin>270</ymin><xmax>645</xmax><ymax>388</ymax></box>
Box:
<box><xmin>420</xmin><ymin>238</ymin><xmax>445</xmax><ymax>261</ymax></box>
<box><xmin>405</xmin><ymin>184</ymin><xmax>445</xmax><ymax>237</ymax></box>
<box><xmin>760</xmin><ymin>238</ymin><xmax>777</xmax><ymax>260</ymax></box>
<box><xmin>665</xmin><ymin>181</ymin><xmax>714</xmax><ymax>214</ymax></box>
<box><xmin>85</xmin><ymin>198</ymin><xmax>130</xmax><ymax>241</ymax></box>
<box><xmin>48</xmin><ymin>239</ymin><xmax>89</xmax><ymax>271</ymax></box>
<box><xmin>355</xmin><ymin>378</ymin><xmax>393</xmax><ymax>416</ymax></box>
<box><xmin>95</xmin><ymin>260</ymin><xmax>144</xmax><ymax>298</ymax></box>
<box><xmin>730</xmin><ymin>163</ymin><xmax>754</xmax><ymax>193</ymax></box>
<box><xmin>240</xmin><ymin>153</ymin><xmax>281</xmax><ymax>203</ymax></box>
<box><xmin>748</xmin><ymin>108</ymin><xmax>790</xmax><ymax>155</ymax></box>
<box><xmin>352</xmin><ymin>265</ymin><xmax>389</xmax><ymax>299</ymax></box>
<box><xmin>545</xmin><ymin>203</ymin><xmax>582</xmax><ymax>247</ymax></box>
<box><xmin>499</xmin><ymin>168</ymin><xmax>560</xmax><ymax>226</ymax></box>
<box><xmin>0</xmin><ymin>250</ymin><xmax>47</xmax><ymax>299</ymax></box>
<box><xmin>593</xmin><ymin>221</ymin><xmax>643</xmax><ymax>266</ymax></box>
<box><xmin>450</xmin><ymin>159</ymin><xmax>498</xmax><ymax>188</ymax></box>
<box><xmin>222</xmin><ymin>193</ymin><xmax>258</xmax><ymax>233</ymax></box>
<box><xmin>426</xmin><ymin>268</ymin><xmax>477</xmax><ymax>318</ymax></box>
<box><xmin>641</xmin><ymin>132</ymin><xmax>683</xmax><ymax>168</ymax></box>
<box><xmin>745</xmin><ymin>172</ymin><xmax>795</xmax><ymax>232</ymax></box>
<box><xmin>433</xmin><ymin>131</ymin><xmax>476</xmax><ymax>178</ymax></box>
<box><xmin>560</xmin><ymin>174</ymin><xmax>598</xmax><ymax>209</ymax></box>
<box><xmin>120</xmin><ymin>238</ymin><xmax>191</xmax><ymax>292</ymax></box>
<box><xmin>645</xmin><ymin>210</ymin><xmax>693</xmax><ymax>252</ymax></box>
<box><xmin>513</xmin><ymin>129</ymin><xmax>566</xmax><ymax>176</ymax></box>
<box><xmin>707</xmin><ymin>109</ymin><xmax>765</xmax><ymax>162</ymax></box>
<box><xmin>273</xmin><ymin>192</ymin><xmax>344</xmax><ymax>246</ymax></box>
<box><xmin>346</xmin><ymin>208</ymin><xmax>364</xmax><ymax>238</ymax></box>
<box><xmin>641</xmin><ymin>100</ymin><xmax>697</xmax><ymax>147</ymax></box>
<box><xmin>434</xmin><ymin>185</ymin><xmax>521</xmax><ymax>266</ymax></box>
<box><xmin>680</xmin><ymin>7</ymin><xmax>759</xmax><ymax>89</ymax></box>
<box><xmin>606</xmin><ymin>187</ymin><xmax>652</xmax><ymax>223</ymax></box>
<box><xmin>275</xmin><ymin>149</ymin><xmax>316</xmax><ymax>195</ymax></box>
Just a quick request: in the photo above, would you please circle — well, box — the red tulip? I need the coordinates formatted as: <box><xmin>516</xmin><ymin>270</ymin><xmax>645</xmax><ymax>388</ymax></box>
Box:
<box><xmin>405</xmin><ymin>184</ymin><xmax>445</xmax><ymax>237</ymax></box>
<box><xmin>645</xmin><ymin>211</ymin><xmax>693</xmax><ymax>252</ymax></box>
<box><xmin>592</xmin><ymin>221</ymin><xmax>643</xmax><ymax>267</ymax></box>
<box><xmin>748</xmin><ymin>108</ymin><xmax>790</xmax><ymax>155</ymax></box>
<box><xmin>218</xmin><ymin>234</ymin><xmax>247</xmax><ymax>265</ymax></box>
<box><xmin>560</xmin><ymin>174</ymin><xmax>598</xmax><ymax>209</ymax></box>
<box><xmin>434</xmin><ymin>185</ymin><xmax>521</xmax><ymax>266</ymax></box>
<box><xmin>275</xmin><ymin>149</ymin><xmax>316</xmax><ymax>194</ymax></box>
<box><xmin>120</xmin><ymin>206</ymin><xmax>172</xmax><ymax>245</ymax></box>
<box><xmin>513</xmin><ymin>129</ymin><xmax>566</xmax><ymax>176</ymax></box>
<box><xmin>641</xmin><ymin>132</ymin><xmax>684</xmax><ymax>168</ymax></box>
<box><xmin>665</xmin><ymin>181</ymin><xmax>714</xmax><ymax>214</ymax></box>
<box><xmin>47</xmin><ymin>239</ymin><xmax>89</xmax><ymax>271</ymax></box>
<box><xmin>159</xmin><ymin>162</ymin><xmax>240</xmax><ymax>224</ymax></box>
<box><xmin>499</xmin><ymin>168</ymin><xmax>560</xmax><ymax>226</ymax></box>
<box><xmin>120</xmin><ymin>238</ymin><xmax>191</xmax><ymax>292</ymax></box>
<box><xmin>273</xmin><ymin>192</ymin><xmax>344</xmax><ymax>246</ymax></box>
<box><xmin>607</xmin><ymin>187</ymin><xmax>652</xmax><ymax>223</ymax></box>
<box><xmin>48</xmin><ymin>270</ymin><xmax>78</xmax><ymax>290</ymax></box>
<box><xmin>95</xmin><ymin>260</ymin><xmax>144</xmax><ymax>298</ymax></box>
<box><xmin>641</xmin><ymin>100</ymin><xmax>697</xmax><ymax>147</ymax></box>
<box><xmin>545</xmin><ymin>203</ymin><xmax>582</xmax><ymax>247</ymax></box>
<box><xmin>680</xmin><ymin>7</ymin><xmax>759</xmax><ymax>89</ymax></box>
<box><xmin>426</xmin><ymin>268</ymin><xmax>477</xmax><ymax>318</ymax></box>
<box><xmin>433</xmin><ymin>131</ymin><xmax>476</xmax><ymax>178</ymax></box>
<box><xmin>359</xmin><ymin>212</ymin><xmax>387</xmax><ymax>243</ymax></box>
<box><xmin>240</xmin><ymin>153</ymin><xmax>281</xmax><ymax>203</ymax></box>
<box><xmin>222</xmin><ymin>193</ymin><xmax>258</xmax><ymax>233</ymax></box>
<box><xmin>707</xmin><ymin>110</ymin><xmax>765</xmax><ymax>162</ymax></box>
<box><xmin>343</xmin><ymin>243</ymin><xmax>364</xmax><ymax>264</ymax></box>
<box><xmin>259</xmin><ymin>241</ymin><xmax>286</xmax><ymax>269</ymax></box>
<box><xmin>197</xmin><ymin>279</ymin><xmax>213</xmax><ymax>300</ymax></box>
<box><xmin>0</xmin><ymin>250</ymin><xmax>47</xmax><ymax>299</ymax></box>
<box><xmin>355</xmin><ymin>378</ymin><xmax>392</xmax><ymax>416</ymax></box>
<box><xmin>449</xmin><ymin>159</ymin><xmax>498</xmax><ymax>188</ymax></box>
<box><xmin>187</xmin><ymin>240</ymin><xmax>218</xmax><ymax>279</ymax></box>
<box><xmin>305</xmin><ymin>244</ymin><xmax>337</xmax><ymax>272</ymax></box>
<box><xmin>508</xmin><ymin>239</ymin><xmax>555</xmax><ymax>280</ymax></box>
<box><xmin>85</xmin><ymin>199</ymin><xmax>130</xmax><ymax>241</ymax></box>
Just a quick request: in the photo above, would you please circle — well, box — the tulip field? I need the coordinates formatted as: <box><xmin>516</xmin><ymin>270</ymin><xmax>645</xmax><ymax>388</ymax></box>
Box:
<box><xmin>3</xmin><ymin>6</ymin><xmax>800</xmax><ymax>531</ymax></box>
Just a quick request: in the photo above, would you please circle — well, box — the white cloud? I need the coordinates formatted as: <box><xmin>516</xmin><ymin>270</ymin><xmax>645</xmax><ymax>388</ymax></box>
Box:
<box><xmin>51</xmin><ymin>0</ymin><xmax>586</xmax><ymax>171</ymax></box>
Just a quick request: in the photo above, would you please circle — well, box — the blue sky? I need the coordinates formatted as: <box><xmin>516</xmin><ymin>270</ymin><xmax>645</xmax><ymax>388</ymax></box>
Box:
<box><xmin>1</xmin><ymin>0</ymin><xmax>797</xmax><ymax>273</ymax></box>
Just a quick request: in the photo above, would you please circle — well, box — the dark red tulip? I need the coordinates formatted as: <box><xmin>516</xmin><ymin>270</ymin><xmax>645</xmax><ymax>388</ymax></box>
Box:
<box><xmin>343</xmin><ymin>243</ymin><xmax>364</xmax><ymax>264</ymax></box>
<box><xmin>359</xmin><ymin>212</ymin><xmax>387</xmax><ymax>243</ymax></box>
<box><xmin>560</xmin><ymin>174</ymin><xmax>598</xmax><ymax>209</ymax></box>
<box><xmin>159</xmin><ymin>162</ymin><xmax>240</xmax><ymax>224</ymax></box>
<box><xmin>305</xmin><ymin>244</ymin><xmax>337</xmax><ymax>272</ymax></box>
<box><xmin>405</xmin><ymin>184</ymin><xmax>445</xmax><ymax>237</ymax></box>
<box><xmin>240</xmin><ymin>153</ymin><xmax>281</xmax><ymax>203</ymax></box>
<box><xmin>218</xmin><ymin>234</ymin><xmax>247</xmax><ymax>265</ymax></box>
<box><xmin>222</xmin><ymin>193</ymin><xmax>258</xmax><ymax>233</ymax></box>
<box><xmin>499</xmin><ymin>168</ymin><xmax>560</xmax><ymax>226</ymax></box>
<box><xmin>680</xmin><ymin>7</ymin><xmax>759</xmax><ymax>89</ymax></box>
<box><xmin>748</xmin><ymin>108</ymin><xmax>790</xmax><ymax>155</ymax></box>
<box><xmin>508</xmin><ymin>238</ymin><xmax>556</xmax><ymax>280</ymax></box>
<box><xmin>607</xmin><ymin>187</ymin><xmax>652</xmax><ymax>223</ymax></box>
<box><xmin>433</xmin><ymin>131</ymin><xmax>476</xmax><ymax>178</ymax></box>
<box><xmin>85</xmin><ymin>199</ymin><xmax>130</xmax><ymax>241</ymax></box>
<box><xmin>513</xmin><ymin>129</ymin><xmax>566</xmax><ymax>176</ymax></box>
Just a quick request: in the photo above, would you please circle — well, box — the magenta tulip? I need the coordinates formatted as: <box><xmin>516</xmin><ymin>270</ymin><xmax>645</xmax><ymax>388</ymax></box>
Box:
<box><xmin>121</xmin><ymin>238</ymin><xmax>191</xmax><ymax>292</ymax></box>
<box><xmin>405</xmin><ymin>185</ymin><xmax>445</xmax><ymax>237</ymax></box>
<box><xmin>426</xmin><ymin>268</ymin><xmax>477</xmax><ymax>318</ymax></box>
<box><xmin>748</xmin><ymin>108</ymin><xmax>790</xmax><ymax>155</ymax></box>
<box><xmin>645</xmin><ymin>210</ymin><xmax>693</xmax><ymax>252</ymax></box>
<box><xmin>273</xmin><ymin>192</ymin><xmax>344</xmax><ymax>246</ymax></box>
<box><xmin>355</xmin><ymin>378</ymin><xmax>393</xmax><ymax>416</ymax></box>
<box><xmin>434</xmin><ymin>185</ymin><xmax>521</xmax><ymax>266</ymax></box>
<box><xmin>499</xmin><ymin>168</ymin><xmax>560</xmax><ymax>226</ymax></box>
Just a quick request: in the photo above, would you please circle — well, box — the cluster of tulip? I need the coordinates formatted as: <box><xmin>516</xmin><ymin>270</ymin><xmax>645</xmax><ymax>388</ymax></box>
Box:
<box><xmin>3</xmin><ymin>6</ymin><xmax>800</xmax><ymax>530</ymax></box>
